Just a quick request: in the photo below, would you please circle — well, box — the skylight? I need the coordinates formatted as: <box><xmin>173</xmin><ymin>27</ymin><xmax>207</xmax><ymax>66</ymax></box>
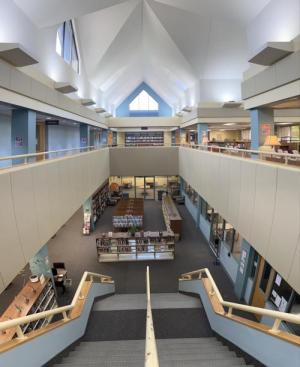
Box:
<box><xmin>129</xmin><ymin>90</ymin><xmax>159</xmax><ymax>111</ymax></box>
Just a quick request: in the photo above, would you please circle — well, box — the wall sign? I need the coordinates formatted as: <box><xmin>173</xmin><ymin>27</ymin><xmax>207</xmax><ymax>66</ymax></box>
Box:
<box><xmin>15</xmin><ymin>136</ymin><xmax>23</xmax><ymax>147</ymax></box>
<box><xmin>239</xmin><ymin>249</ymin><xmax>247</xmax><ymax>274</ymax></box>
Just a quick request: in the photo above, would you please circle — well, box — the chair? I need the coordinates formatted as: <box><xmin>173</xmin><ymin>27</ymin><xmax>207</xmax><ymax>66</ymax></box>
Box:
<box><xmin>52</xmin><ymin>267</ymin><xmax>66</xmax><ymax>294</ymax></box>
<box><xmin>53</xmin><ymin>262</ymin><xmax>67</xmax><ymax>278</ymax></box>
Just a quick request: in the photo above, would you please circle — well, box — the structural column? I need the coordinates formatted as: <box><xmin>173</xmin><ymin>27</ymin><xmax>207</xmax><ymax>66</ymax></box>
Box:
<box><xmin>101</xmin><ymin>128</ymin><xmax>108</xmax><ymax>146</ymax></box>
<box><xmin>250</xmin><ymin>108</ymin><xmax>274</xmax><ymax>150</ymax></box>
<box><xmin>11</xmin><ymin>109</ymin><xmax>36</xmax><ymax>164</ymax></box>
<box><xmin>197</xmin><ymin>123</ymin><xmax>208</xmax><ymax>144</ymax></box>
<box><xmin>80</xmin><ymin>123</ymin><xmax>90</xmax><ymax>149</ymax></box>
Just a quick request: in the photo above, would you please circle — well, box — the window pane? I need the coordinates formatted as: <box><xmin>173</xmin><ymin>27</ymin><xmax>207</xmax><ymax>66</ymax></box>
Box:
<box><xmin>129</xmin><ymin>90</ymin><xmax>159</xmax><ymax>111</ymax></box>
<box><xmin>63</xmin><ymin>20</ymin><xmax>72</xmax><ymax>64</ymax></box>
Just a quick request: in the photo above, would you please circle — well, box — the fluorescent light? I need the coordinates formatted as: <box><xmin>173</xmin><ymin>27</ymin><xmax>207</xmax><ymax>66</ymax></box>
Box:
<box><xmin>224</xmin><ymin>123</ymin><xmax>236</xmax><ymax>126</ymax></box>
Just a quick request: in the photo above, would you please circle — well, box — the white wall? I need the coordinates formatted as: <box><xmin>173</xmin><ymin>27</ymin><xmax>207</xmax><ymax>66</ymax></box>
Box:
<box><xmin>199</xmin><ymin>79</ymin><xmax>242</xmax><ymax>103</ymax></box>
<box><xmin>0</xmin><ymin>148</ymin><xmax>109</xmax><ymax>292</ymax></box>
<box><xmin>179</xmin><ymin>147</ymin><xmax>300</xmax><ymax>294</ymax></box>
<box><xmin>109</xmin><ymin>146</ymin><xmax>179</xmax><ymax>177</ymax></box>
<box><xmin>0</xmin><ymin>0</ymin><xmax>102</xmax><ymax>107</ymax></box>
<box><xmin>0</xmin><ymin>113</ymin><xmax>11</xmax><ymax>168</ymax></box>
<box><xmin>247</xmin><ymin>0</ymin><xmax>300</xmax><ymax>56</ymax></box>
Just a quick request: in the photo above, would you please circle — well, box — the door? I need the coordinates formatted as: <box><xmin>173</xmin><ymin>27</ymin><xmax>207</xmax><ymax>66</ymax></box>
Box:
<box><xmin>145</xmin><ymin>176</ymin><xmax>155</xmax><ymax>200</ymax></box>
<box><xmin>36</xmin><ymin>122</ymin><xmax>45</xmax><ymax>161</ymax></box>
<box><xmin>251</xmin><ymin>257</ymin><xmax>275</xmax><ymax>320</ymax></box>
<box><xmin>209</xmin><ymin>213</ymin><xmax>222</xmax><ymax>258</ymax></box>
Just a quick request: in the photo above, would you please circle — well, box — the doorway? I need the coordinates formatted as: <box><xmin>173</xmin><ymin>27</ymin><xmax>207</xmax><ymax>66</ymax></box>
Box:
<box><xmin>251</xmin><ymin>257</ymin><xmax>275</xmax><ymax>320</ymax></box>
<box><xmin>36</xmin><ymin>122</ymin><xmax>46</xmax><ymax>161</ymax></box>
<box><xmin>134</xmin><ymin>176</ymin><xmax>155</xmax><ymax>200</ymax></box>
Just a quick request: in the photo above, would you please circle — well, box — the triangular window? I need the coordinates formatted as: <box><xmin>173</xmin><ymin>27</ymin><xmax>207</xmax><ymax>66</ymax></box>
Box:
<box><xmin>129</xmin><ymin>90</ymin><xmax>159</xmax><ymax>111</ymax></box>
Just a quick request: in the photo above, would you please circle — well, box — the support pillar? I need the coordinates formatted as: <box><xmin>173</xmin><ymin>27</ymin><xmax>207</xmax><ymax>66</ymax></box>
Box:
<box><xmin>83</xmin><ymin>196</ymin><xmax>94</xmax><ymax>231</ymax></box>
<box><xmin>80</xmin><ymin>123</ymin><xmax>90</xmax><ymax>149</ymax></box>
<box><xmin>250</xmin><ymin>108</ymin><xmax>274</xmax><ymax>150</ymax></box>
<box><xmin>101</xmin><ymin>129</ymin><xmax>108</xmax><ymax>146</ymax></box>
<box><xmin>11</xmin><ymin>109</ymin><xmax>36</xmax><ymax>164</ymax></box>
<box><xmin>197</xmin><ymin>123</ymin><xmax>209</xmax><ymax>145</ymax></box>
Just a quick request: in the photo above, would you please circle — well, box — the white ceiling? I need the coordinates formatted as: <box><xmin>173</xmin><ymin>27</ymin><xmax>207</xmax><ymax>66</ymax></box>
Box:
<box><xmin>13</xmin><ymin>0</ymin><xmax>273</xmax><ymax>110</ymax></box>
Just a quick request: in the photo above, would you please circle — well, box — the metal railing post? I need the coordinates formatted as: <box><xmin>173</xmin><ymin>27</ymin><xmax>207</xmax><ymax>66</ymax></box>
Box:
<box><xmin>16</xmin><ymin>325</ymin><xmax>26</xmax><ymax>339</ymax></box>
<box><xmin>270</xmin><ymin>318</ymin><xmax>282</xmax><ymax>333</ymax></box>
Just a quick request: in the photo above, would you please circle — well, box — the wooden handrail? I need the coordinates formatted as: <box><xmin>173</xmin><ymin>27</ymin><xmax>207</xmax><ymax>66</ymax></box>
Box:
<box><xmin>180</xmin><ymin>268</ymin><xmax>300</xmax><ymax>333</ymax></box>
<box><xmin>145</xmin><ymin>266</ymin><xmax>159</xmax><ymax>367</ymax></box>
<box><xmin>0</xmin><ymin>272</ymin><xmax>113</xmax><ymax>338</ymax></box>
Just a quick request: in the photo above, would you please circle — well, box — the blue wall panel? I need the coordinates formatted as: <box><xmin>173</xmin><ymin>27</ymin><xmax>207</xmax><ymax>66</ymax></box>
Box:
<box><xmin>116</xmin><ymin>82</ymin><xmax>172</xmax><ymax>117</ymax></box>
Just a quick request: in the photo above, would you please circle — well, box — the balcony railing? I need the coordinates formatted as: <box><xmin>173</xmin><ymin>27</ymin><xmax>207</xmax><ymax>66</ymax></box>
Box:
<box><xmin>180</xmin><ymin>143</ymin><xmax>300</xmax><ymax>168</ymax></box>
<box><xmin>0</xmin><ymin>145</ymin><xmax>107</xmax><ymax>169</ymax></box>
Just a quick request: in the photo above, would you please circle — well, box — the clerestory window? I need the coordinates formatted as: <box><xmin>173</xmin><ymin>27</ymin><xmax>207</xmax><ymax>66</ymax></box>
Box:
<box><xmin>129</xmin><ymin>90</ymin><xmax>159</xmax><ymax>111</ymax></box>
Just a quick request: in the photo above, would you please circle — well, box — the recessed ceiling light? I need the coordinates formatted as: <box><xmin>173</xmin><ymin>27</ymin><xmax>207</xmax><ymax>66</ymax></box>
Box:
<box><xmin>224</xmin><ymin>123</ymin><xmax>236</xmax><ymax>126</ymax></box>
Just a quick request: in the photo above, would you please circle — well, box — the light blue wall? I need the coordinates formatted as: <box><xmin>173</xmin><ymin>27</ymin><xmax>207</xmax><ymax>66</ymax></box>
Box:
<box><xmin>183</xmin><ymin>193</ymin><xmax>198</xmax><ymax>222</ymax></box>
<box><xmin>116</xmin><ymin>82</ymin><xmax>172</xmax><ymax>117</ymax></box>
<box><xmin>197</xmin><ymin>123</ymin><xmax>208</xmax><ymax>144</ymax></box>
<box><xmin>0</xmin><ymin>113</ymin><xmax>12</xmax><ymax>168</ymax></box>
<box><xmin>179</xmin><ymin>279</ymin><xmax>300</xmax><ymax>367</ymax></box>
<box><xmin>11</xmin><ymin>109</ymin><xmax>36</xmax><ymax>164</ymax></box>
<box><xmin>219</xmin><ymin>242</ymin><xmax>239</xmax><ymax>283</ymax></box>
<box><xmin>250</xmin><ymin>108</ymin><xmax>274</xmax><ymax>149</ymax></box>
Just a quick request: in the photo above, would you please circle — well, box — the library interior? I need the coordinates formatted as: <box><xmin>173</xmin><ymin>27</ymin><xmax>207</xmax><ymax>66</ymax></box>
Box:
<box><xmin>0</xmin><ymin>1</ymin><xmax>300</xmax><ymax>366</ymax></box>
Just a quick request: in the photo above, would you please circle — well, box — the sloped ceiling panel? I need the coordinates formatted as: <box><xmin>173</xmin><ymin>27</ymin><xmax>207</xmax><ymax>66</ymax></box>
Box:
<box><xmin>76</xmin><ymin>0</ymin><xmax>140</xmax><ymax>79</ymax></box>
<box><xmin>154</xmin><ymin>0</ymin><xmax>272</xmax><ymax>25</ymax></box>
<box><xmin>13</xmin><ymin>0</ymin><xmax>130</xmax><ymax>27</ymax></box>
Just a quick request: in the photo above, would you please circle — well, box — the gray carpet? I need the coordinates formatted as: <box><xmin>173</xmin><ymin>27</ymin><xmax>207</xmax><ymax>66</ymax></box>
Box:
<box><xmin>46</xmin><ymin>200</ymin><xmax>240</xmax><ymax>306</ymax></box>
<box><xmin>83</xmin><ymin>308</ymin><xmax>212</xmax><ymax>341</ymax></box>
<box><xmin>0</xmin><ymin>200</ymin><xmax>241</xmax><ymax>310</ymax></box>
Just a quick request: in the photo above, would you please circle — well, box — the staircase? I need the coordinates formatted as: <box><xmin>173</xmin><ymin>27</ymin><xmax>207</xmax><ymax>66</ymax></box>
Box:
<box><xmin>53</xmin><ymin>338</ymin><xmax>252</xmax><ymax>367</ymax></box>
<box><xmin>52</xmin><ymin>293</ymin><xmax>252</xmax><ymax>367</ymax></box>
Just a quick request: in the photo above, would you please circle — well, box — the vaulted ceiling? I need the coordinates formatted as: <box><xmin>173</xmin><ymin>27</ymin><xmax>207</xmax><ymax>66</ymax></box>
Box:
<box><xmin>13</xmin><ymin>0</ymin><xmax>272</xmax><ymax>110</ymax></box>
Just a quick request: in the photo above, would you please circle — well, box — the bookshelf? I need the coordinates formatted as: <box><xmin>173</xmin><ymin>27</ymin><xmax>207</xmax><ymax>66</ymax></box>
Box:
<box><xmin>125</xmin><ymin>132</ymin><xmax>164</xmax><ymax>146</ymax></box>
<box><xmin>96</xmin><ymin>231</ymin><xmax>175</xmax><ymax>262</ymax></box>
<box><xmin>162</xmin><ymin>194</ymin><xmax>182</xmax><ymax>238</ymax></box>
<box><xmin>0</xmin><ymin>278</ymin><xmax>57</xmax><ymax>344</ymax></box>
<box><xmin>91</xmin><ymin>180</ymin><xmax>109</xmax><ymax>226</ymax></box>
<box><xmin>112</xmin><ymin>199</ymin><xmax>144</xmax><ymax>229</ymax></box>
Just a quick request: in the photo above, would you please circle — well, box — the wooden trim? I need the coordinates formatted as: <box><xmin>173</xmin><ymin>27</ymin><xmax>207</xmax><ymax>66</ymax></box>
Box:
<box><xmin>0</xmin><ymin>280</ymin><xmax>92</xmax><ymax>354</ymax></box>
<box><xmin>201</xmin><ymin>276</ymin><xmax>300</xmax><ymax>347</ymax></box>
